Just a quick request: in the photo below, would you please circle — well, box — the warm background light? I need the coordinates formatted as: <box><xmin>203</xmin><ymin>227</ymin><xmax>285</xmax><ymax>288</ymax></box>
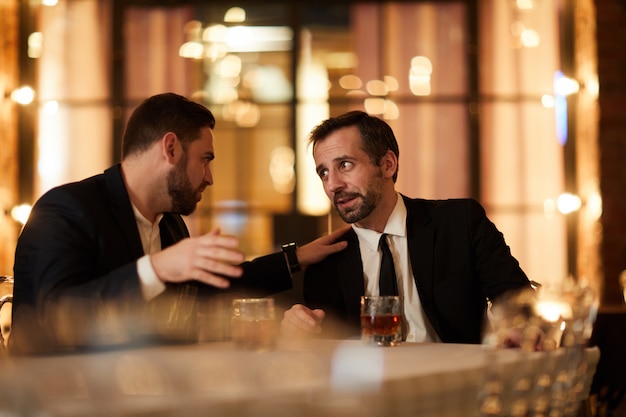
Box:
<box><xmin>10</xmin><ymin>86</ymin><xmax>35</xmax><ymax>105</ymax></box>
<box><xmin>10</xmin><ymin>204</ymin><xmax>32</xmax><ymax>225</ymax></box>
<box><xmin>557</xmin><ymin>193</ymin><xmax>582</xmax><ymax>214</ymax></box>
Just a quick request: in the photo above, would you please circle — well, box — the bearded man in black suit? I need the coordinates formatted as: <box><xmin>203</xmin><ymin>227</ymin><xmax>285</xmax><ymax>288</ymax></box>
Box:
<box><xmin>11</xmin><ymin>93</ymin><xmax>346</xmax><ymax>354</ymax></box>
<box><xmin>281</xmin><ymin>111</ymin><xmax>531</xmax><ymax>344</ymax></box>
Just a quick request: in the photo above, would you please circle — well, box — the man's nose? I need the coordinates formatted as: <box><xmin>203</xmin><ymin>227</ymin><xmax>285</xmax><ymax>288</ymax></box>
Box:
<box><xmin>325</xmin><ymin>171</ymin><xmax>344</xmax><ymax>193</ymax></box>
<box><xmin>204</xmin><ymin>167</ymin><xmax>213</xmax><ymax>186</ymax></box>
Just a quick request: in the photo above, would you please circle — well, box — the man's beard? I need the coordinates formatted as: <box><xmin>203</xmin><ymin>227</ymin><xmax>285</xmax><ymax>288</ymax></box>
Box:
<box><xmin>167</xmin><ymin>158</ymin><xmax>204</xmax><ymax>215</ymax></box>
<box><xmin>333</xmin><ymin>175</ymin><xmax>383</xmax><ymax>224</ymax></box>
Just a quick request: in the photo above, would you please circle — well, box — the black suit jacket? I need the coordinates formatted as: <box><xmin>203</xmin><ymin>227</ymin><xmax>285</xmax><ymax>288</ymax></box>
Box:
<box><xmin>11</xmin><ymin>164</ymin><xmax>291</xmax><ymax>354</ymax></box>
<box><xmin>303</xmin><ymin>196</ymin><xmax>530</xmax><ymax>344</ymax></box>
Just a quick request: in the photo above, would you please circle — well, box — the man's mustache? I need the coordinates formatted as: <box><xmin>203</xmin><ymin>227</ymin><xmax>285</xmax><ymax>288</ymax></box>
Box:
<box><xmin>333</xmin><ymin>191</ymin><xmax>363</xmax><ymax>206</ymax></box>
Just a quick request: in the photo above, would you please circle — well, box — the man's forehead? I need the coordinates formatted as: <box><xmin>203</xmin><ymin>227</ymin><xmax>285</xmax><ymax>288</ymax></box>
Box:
<box><xmin>313</xmin><ymin>132</ymin><xmax>361</xmax><ymax>159</ymax></box>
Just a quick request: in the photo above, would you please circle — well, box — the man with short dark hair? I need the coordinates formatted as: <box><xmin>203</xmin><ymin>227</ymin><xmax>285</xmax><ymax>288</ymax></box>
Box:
<box><xmin>281</xmin><ymin>111</ymin><xmax>531</xmax><ymax>344</ymax></box>
<box><xmin>11</xmin><ymin>93</ymin><xmax>346</xmax><ymax>354</ymax></box>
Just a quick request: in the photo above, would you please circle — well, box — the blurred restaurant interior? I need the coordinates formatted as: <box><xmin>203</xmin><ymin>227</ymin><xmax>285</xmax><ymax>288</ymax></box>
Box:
<box><xmin>0</xmin><ymin>0</ymin><xmax>625</xmax><ymax>305</ymax></box>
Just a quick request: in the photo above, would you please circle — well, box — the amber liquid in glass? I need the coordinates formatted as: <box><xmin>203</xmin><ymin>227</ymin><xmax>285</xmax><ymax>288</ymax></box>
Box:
<box><xmin>360</xmin><ymin>314</ymin><xmax>402</xmax><ymax>346</ymax></box>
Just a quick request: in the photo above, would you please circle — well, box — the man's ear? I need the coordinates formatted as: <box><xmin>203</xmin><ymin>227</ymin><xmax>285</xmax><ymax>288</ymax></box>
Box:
<box><xmin>382</xmin><ymin>150</ymin><xmax>398</xmax><ymax>179</ymax></box>
<box><xmin>162</xmin><ymin>132</ymin><xmax>179</xmax><ymax>163</ymax></box>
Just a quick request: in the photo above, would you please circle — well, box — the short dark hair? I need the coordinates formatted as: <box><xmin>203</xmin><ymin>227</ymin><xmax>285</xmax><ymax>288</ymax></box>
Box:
<box><xmin>121</xmin><ymin>93</ymin><xmax>216</xmax><ymax>159</ymax></box>
<box><xmin>308</xmin><ymin>111</ymin><xmax>400</xmax><ymax>182</ymax></box>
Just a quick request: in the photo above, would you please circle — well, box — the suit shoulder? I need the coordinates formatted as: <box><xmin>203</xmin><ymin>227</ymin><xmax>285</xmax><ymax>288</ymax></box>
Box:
<box><xmin>34</xmin><ymin>173</ymin><xmax>106</xmax><ymax>206</ymax></box>
<box><xmin>403</xmin><ymin>196</ymin><xmax>484</xmax><ymax>213</ymax></box>
<box><xmin>306</xmin><ymin>228</ymin><xmax>356</xmax><ymax>272</ymax></box>
<box><xmin>28</xmin><ymin>174</ymin><xmax>115</xmax><ymax>229</ymax></box>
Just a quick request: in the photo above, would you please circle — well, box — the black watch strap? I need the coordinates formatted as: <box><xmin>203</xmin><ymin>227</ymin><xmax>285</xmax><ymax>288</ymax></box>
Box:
<box><xmin>281</xmin><ymin>242</ymin><xmax>301</xmax><ymax>273</ymax></box>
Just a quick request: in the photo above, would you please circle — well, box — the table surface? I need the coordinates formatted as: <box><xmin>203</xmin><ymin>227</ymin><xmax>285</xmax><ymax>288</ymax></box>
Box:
<box><xmin>0</xmin><ymin>339</ymin><xmax>600</xmax><ymax>417</ymax></box>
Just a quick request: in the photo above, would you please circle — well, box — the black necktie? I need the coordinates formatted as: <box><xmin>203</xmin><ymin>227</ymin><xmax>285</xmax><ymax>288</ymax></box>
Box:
<box><xmin>379</xmin><ymin>234</ymin><xmax>398</xmax><ymax>296</ymax></box>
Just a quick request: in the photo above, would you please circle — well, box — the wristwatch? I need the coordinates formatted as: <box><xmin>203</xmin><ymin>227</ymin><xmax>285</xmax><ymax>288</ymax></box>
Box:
<box><xmin>281</xmin><ymin>242</ymin><xmax>301</xmax><ymax>273</ymax></box>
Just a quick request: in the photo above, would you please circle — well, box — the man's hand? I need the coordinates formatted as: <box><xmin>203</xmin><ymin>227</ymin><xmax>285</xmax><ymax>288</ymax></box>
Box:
<box><xmin>281</xmin><ymin>304</ymin><xmax>326</xmax><ymax>338</ymax></box>
<box><xmin>150</xmin><ymin>229</ymin><xmax>245</xmax><ymax>288</ymax></box>
<box><xmin>296</xmin><ymin>225</ymin><xmax>350</xmax><ymax>269</ymax></box>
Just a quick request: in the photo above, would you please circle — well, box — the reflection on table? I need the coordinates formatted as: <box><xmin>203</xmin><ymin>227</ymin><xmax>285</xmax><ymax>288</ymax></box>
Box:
<box><xmin>0</xmin><ymin>339</ymin><xmax>599</xmax><ymax>417</ymax></box>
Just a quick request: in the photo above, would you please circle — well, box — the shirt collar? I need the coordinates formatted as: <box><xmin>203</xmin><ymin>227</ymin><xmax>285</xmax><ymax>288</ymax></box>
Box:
<box><xmin>132</xmin><ymin>203</ymin><xmax>163</xmax><ymax>229</ymax></box>
<box><xmin>352</xmin><ymin>193</ymin><xmax>407</xmax><ymax>251</ymax></box>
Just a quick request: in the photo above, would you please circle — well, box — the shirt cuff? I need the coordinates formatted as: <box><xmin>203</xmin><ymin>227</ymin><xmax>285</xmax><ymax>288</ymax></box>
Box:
<box><xmin>137</xmin><ymin>255</ymin><xmax>166</xmax><ymax>301</ymax></box>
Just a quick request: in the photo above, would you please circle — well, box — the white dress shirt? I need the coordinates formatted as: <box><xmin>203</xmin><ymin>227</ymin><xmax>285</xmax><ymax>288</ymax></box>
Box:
<box><xmin>132</xmin><ymin>204</ymin><xmax>166</xmax><ymax>301</ymax></box>
<box><xmin>352</xmin><ymin>193</ymin><xmax>440</xmax><ymax>343</ymax></box>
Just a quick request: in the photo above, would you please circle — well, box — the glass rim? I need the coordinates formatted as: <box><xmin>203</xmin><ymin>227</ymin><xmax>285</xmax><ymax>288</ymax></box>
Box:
<box><xmin>231</xmin><ymin>297</ymin><xmax>274</xmax><ymax>304</ymax></box>
<box><xmin>361</xmin><ymin>295</ymin><xmax>401</xmax><ymax>300</ymax></box>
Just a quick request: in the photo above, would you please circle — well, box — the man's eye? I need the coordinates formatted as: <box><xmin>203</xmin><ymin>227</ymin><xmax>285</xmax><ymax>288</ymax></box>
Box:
<box><xmin>340</xmin><ymin>161</ymin><xmax>352</xmax><ymax>169</ymax></box>
<box><xmin>318</xmin><ymin>169</ymin><xmax>328</xmax><ymax>179</ymax></box>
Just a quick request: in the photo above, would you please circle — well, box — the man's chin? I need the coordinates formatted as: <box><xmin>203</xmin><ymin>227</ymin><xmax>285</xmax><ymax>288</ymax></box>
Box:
<box><xmin>173</xmin><ymin>202</ymin><xmax>198</xmax><ymax>216</ymax></box>
<box><xmin>188</xmin><ymin>203</ymin><xmax>199</xmax><ymax>215</ymax></box>
<box><xmin>336</xmin><ymin>209</ymin><xmax>359</xmax><ymax>224</ymax></box>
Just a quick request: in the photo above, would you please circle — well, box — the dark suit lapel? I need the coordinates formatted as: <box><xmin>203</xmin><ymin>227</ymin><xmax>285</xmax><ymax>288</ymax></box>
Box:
<box><xmin>159</xmin><ymin>214</ymin><xmax>190</xmax><ymax>249</ymax></box>
<box><xmin>336</xmin><ymin>230</ymin><xmax>365</xmax><ymax>313</ymax></box>
<box><xmin>403</xmin><ymin>196</ymin><xmax>441</xmax><ymax>335</ymax></box>
<box><xmin>102</xmin><ymin>164</ymin><xmax>144</xmax><ymax>258</ymax></box>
